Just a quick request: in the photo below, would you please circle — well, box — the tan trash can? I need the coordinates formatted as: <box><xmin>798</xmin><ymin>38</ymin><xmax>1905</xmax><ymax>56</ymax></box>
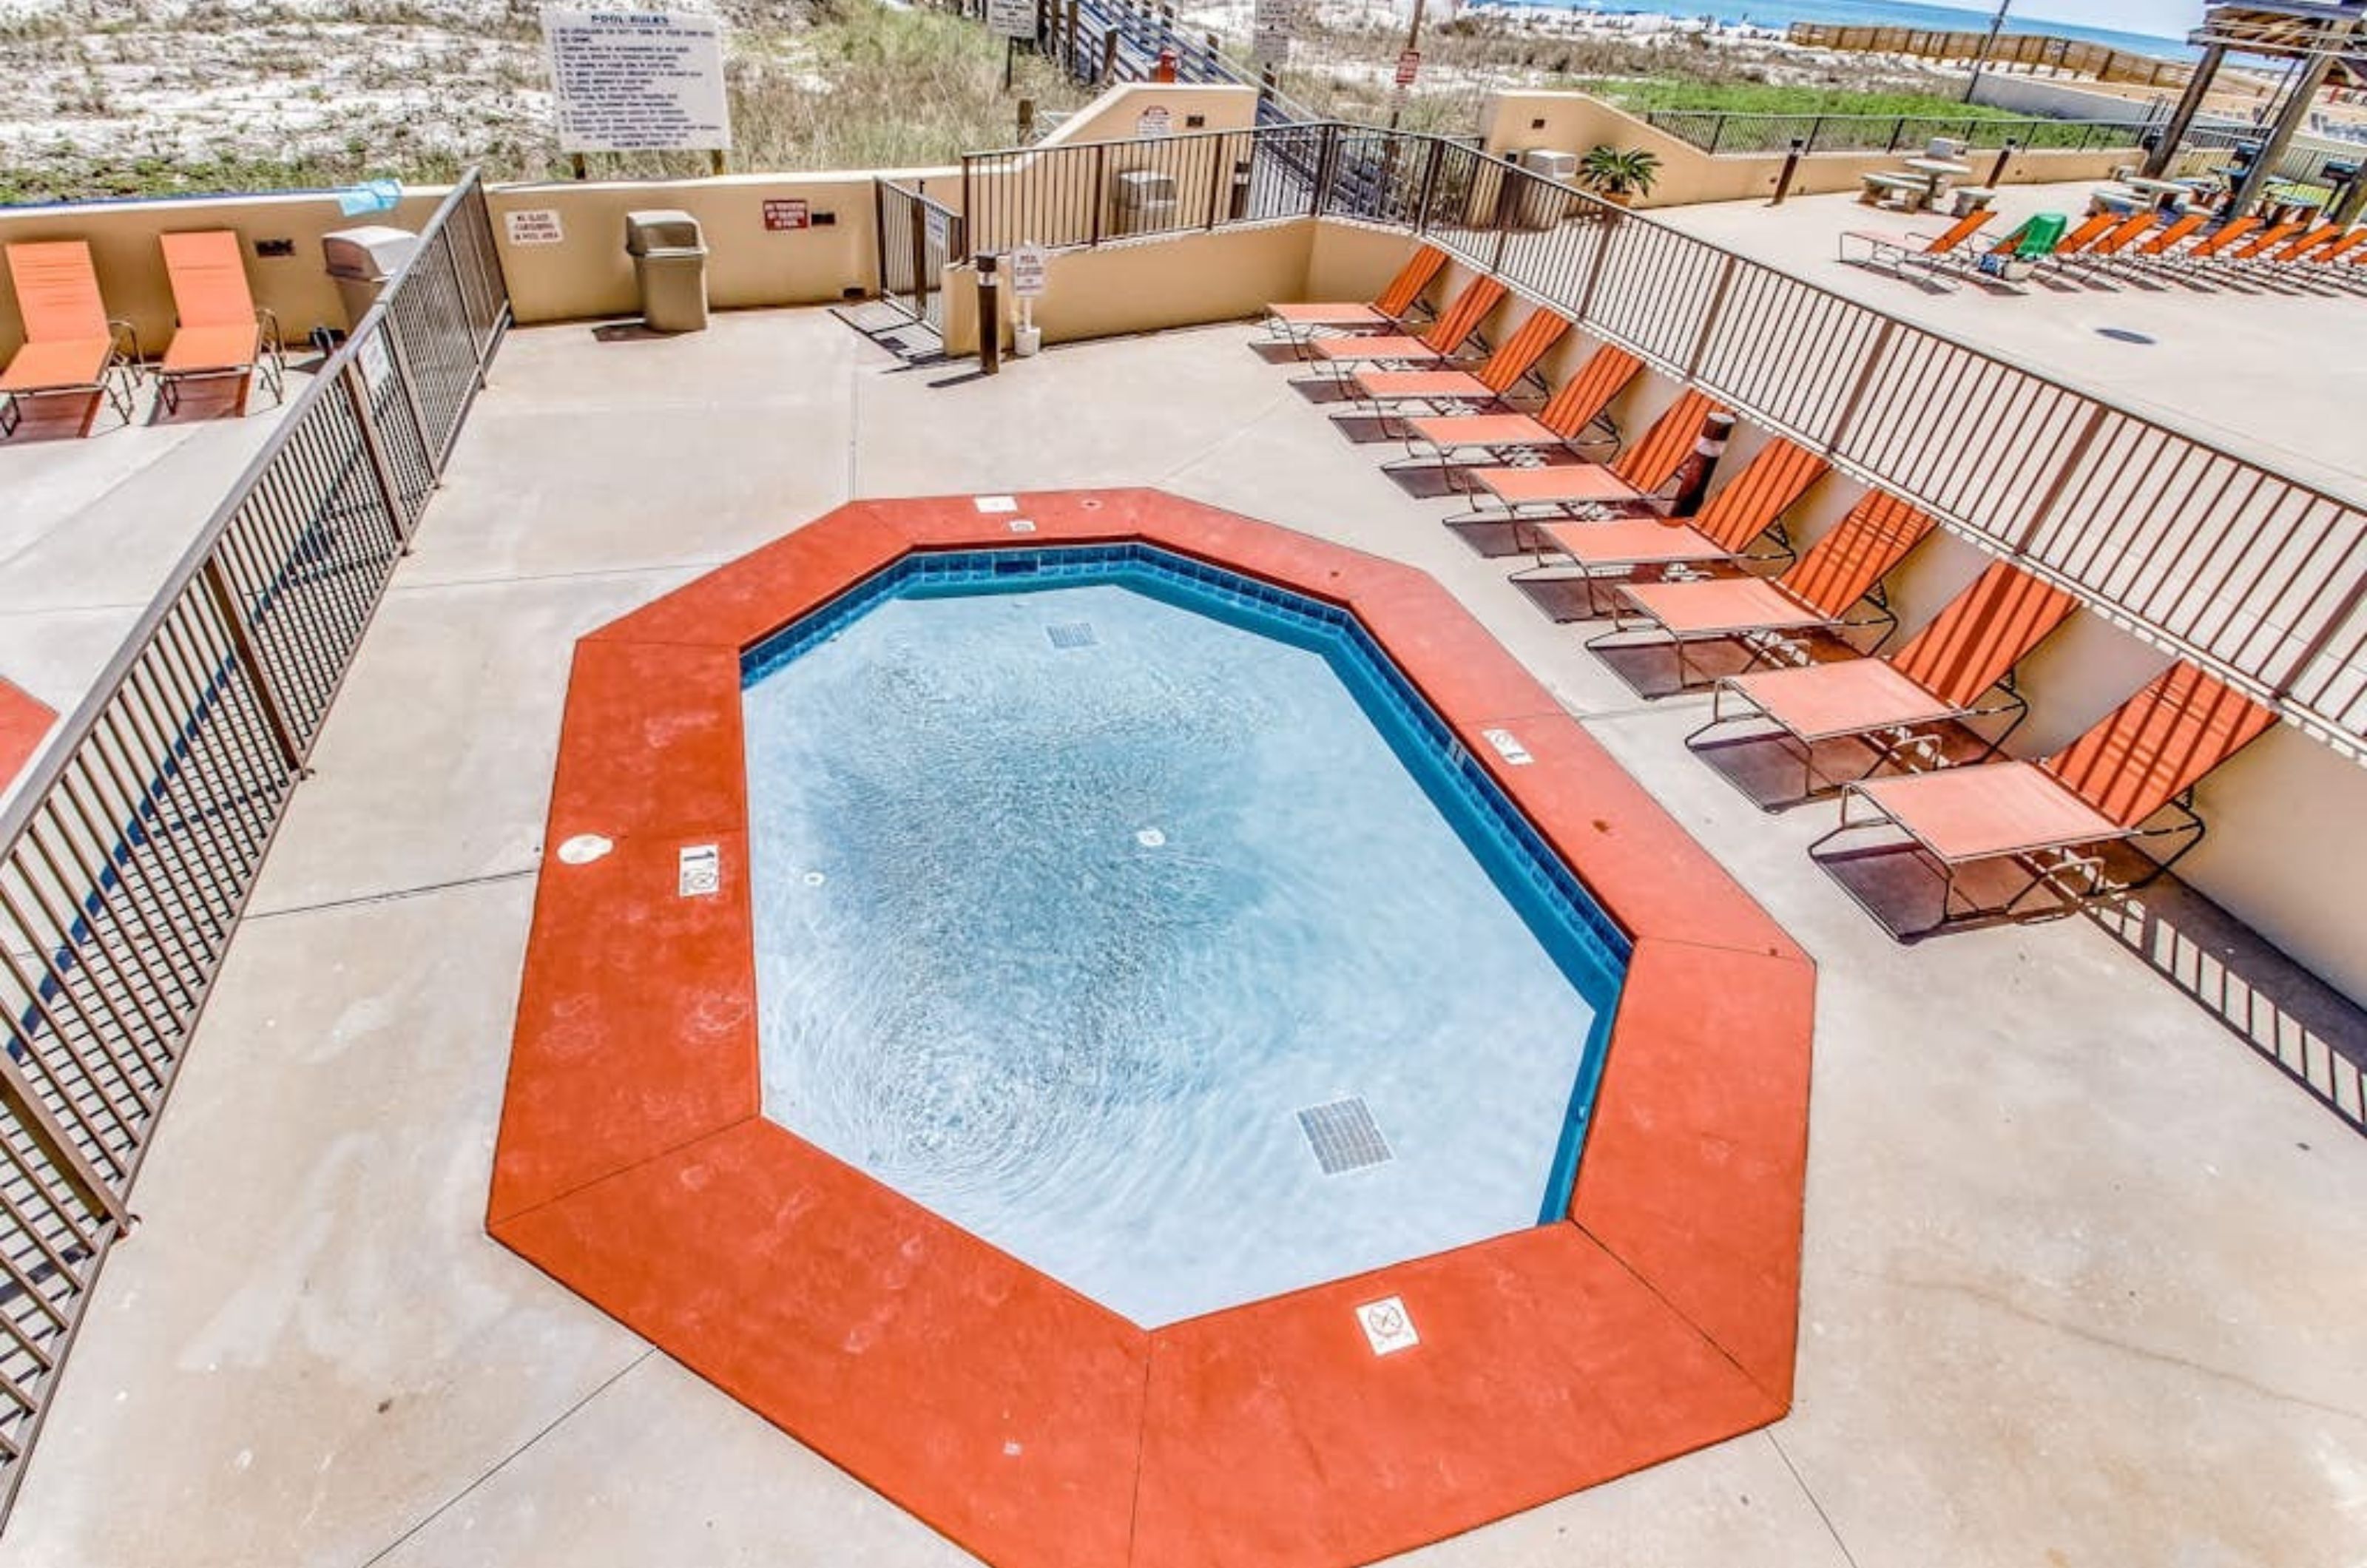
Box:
<box><xmin>624</xmin><ymin>209</ymin><xmax>709</xmax><ymax>333</ymax></box>
<box><xmin>323</xmin><ymin>225</ymin><xmax>419</xmax><ymax>331</ymax></box>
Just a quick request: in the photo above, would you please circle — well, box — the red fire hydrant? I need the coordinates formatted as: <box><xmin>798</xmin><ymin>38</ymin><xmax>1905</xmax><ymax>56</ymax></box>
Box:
<box><xmin>1154</xmin><ymin>47</ymin><xmax>1178</xmax><ymax>82</ymax></box>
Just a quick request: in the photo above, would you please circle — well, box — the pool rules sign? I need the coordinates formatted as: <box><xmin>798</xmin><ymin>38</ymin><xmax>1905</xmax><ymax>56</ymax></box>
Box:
<box><xmin>542</xmin><ymin>8</ymin><xmax>732</xmax><ymax>153</ymax></box>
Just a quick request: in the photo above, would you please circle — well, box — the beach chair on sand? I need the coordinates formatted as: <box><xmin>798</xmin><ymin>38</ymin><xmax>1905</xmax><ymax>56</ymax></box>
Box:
<box><xmin>1811</xmin><ymin>662</ymin><xmax>2276</xmax><ymax>933</ymax></box>
<box><xmin>1392</xmin><ymin>340</ymin><xmax>1642</xmax><ymax>483</ymax></box>
<box><xmin>1</xmin><ymin>240</ymin><xmax>140</xmax><ymax>437</ymax></box>
<box><xmin>1592</xmin><ymin>491</ymin><xmax>1937</xmax><ymax>689</ymax></box>
<box><xmin>1342</xmin><ymin>306</ymin><xmax>1567</xmax><ymax>417</ymax></box>
<box><xmin>1300</xmin><ymin>275</ymin><xmax>1506</xmax><ymax>376</ymax></box>
<box><xmin>1689</xmin><ymin>559</ymin><xmax>2079</xmax><ymax>801</ymax></box>
<box><xmin>1507</xmin><ymin>435</ymin><xmax>1830</xmax><ymax>623</ymax></box>
<box><xmin>1445</xmin><ymin>387</ymin><xmax>1715</xmax><ymax>544</ymax></box>
<box><xmin>1265</xmin><ymin>243</ymin><xmax>1446</xmax><ymax>342</ymax></box>
<box><xmin>156</xmin><ymin>231</ymin><xmax>285</xmax><ymax>415</ymax></box>
<box><xmin>1837</xmin><ymin>206</ymin><xmax>1992</xmax><ymax>280</ymax></box>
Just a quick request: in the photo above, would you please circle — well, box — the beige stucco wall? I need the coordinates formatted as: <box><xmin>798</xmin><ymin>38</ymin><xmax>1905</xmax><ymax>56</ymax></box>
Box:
<box><xmin>483</xmin><ymin>172</ymin><xmax>941</xmax><ymax>325</ymax></box>
<box><xmin>0</xmin><ymin>187</ymin><xmax>451</xmax><ymax>362</ymax></box>
<box><xmin>1479</xmin><ymin>91</ymin><xmax>2149</xmax><ymax>209</ymax></box>
<box><xmin>1036</xmin><ymin>82</ymin><xmax>1258</xmax><ymax>148</ymax></box>
<box><xmin>945</xmin><ymin>217</ymin><xmax>1314</xmax><ymax>354</ymax></box>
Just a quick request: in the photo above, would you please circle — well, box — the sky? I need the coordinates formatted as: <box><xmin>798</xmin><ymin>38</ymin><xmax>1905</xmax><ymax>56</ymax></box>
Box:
<box><xmin>2004</xmin><ymin>0</ymin><xmax>2202</xmax><ymax>41</ymax></box>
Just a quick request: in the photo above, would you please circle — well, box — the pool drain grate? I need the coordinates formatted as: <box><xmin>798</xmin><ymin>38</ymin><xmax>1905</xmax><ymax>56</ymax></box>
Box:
<box><xmin>1297</xmin><ymin>1098</ymin><xmax>1393</xmax><ymax>1175</ymax></box>
<box><xmin>1045</xmin><ymin>621</ymin><xmax>1098</xmax><ymax>650</ymax></box>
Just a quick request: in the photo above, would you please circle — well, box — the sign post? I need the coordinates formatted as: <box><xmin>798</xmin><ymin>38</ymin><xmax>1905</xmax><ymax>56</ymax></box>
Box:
<box><xmin>987</xmin><ymin>0</ymin><xmax>1034</xmax><ymax>90</ymax></box>
<box><xmin>542</xmin><ymin>9</ymin><xmax>733</xmax><ymax>161</ymax></box>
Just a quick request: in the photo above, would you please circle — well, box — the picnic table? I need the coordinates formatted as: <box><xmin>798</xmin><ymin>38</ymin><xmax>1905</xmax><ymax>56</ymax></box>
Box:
<box><xmin>2122</xmin><ymin>175</ymin><xmax>2195</xmax><ymax>212</ymax></box>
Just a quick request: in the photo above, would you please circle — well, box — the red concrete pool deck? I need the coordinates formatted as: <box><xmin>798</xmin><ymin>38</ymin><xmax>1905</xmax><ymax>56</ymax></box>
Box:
<box><xmin>490</xmin><ymin>488</ymin><xmax>1815</xmax><ymax>1568</ymax></box>
<box><xmin>0</xmin><ymin>677</ymin><xmax>54</xmax><ymax>795</ymax></box>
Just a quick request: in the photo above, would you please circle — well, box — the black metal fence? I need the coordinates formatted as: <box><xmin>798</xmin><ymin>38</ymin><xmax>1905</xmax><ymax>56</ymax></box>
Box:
<box><xmin>877</xmin><ymin>180</ymin><xmax>965</xmax><ymax>331</ymax></box>
<box><xmin>959</xmin><ymin>121</ymin><xmax>2367</xmax><ymax>748</ymax></box>
<box><xmin>0</xmin><ymin>171</ymin><xmax>507</xmax><ymax>1519</ymax></box>
<box><xmin>1643</xmin><ymin>108</ymin><xmax>2158</xmax><ymax>158</ymax></box>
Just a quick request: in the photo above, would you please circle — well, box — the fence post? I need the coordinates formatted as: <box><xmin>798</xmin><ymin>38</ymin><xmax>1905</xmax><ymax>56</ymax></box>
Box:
<box><xmin>2013</xmin><ymin>405</ymin><xmax>2112</xmax><ymax>552</ymax></box>
<box><xmin>1683</xmin><ymin>254</ymin><xmax>1740</xmax><ymax>381</ymax></box>
<box><xmin>1311</xmin><ymin>124</ymin><xmax>1340</xmax><ymax>218</ymax></box>
<box><xmin>200</xmin><ymin>557</ymin><xmax>308</xmax><ymax>772</ymax></box>
<box><xmin>342</xmin><ymin>356</ymin><xmax>417</xmax><ymax>549</ymax></box>
<box><xmin>1573</xmin><ymin>214</ymin><xmax>1614</xmax><ymax>325</ymax></box>
<box><xmin>1090</xmin><ymin>143</ymin><xmax>1110</xmax><ymax>245</ymax></box>
<box><xmin>0</xmin><ymin>1060</ymin><xmax>129</xmax><ymax>1234</ymax></box>
<box><xmin>1101</xmin><ymin>27</ymin><xmax>1120</xmax><ymax>83</ymax></box>
<box><xmin>1809</xmin><ymin>115</ymin><xmax>1826</xmax><ymax>155</ymax></box>
<box><xmin>1824</xmin><ymin>319</ymin><xmax>1897</xmax><ymax>451</ymax></box>
<box><xmin>372</xmin><ymin>308</ymin><xmax>442</xmax><ymax>484</ymax></box>
<box><xmin>1886</xmin><ymin>116</ymin><xmax>1905</xmax><ymax>153</ymax></box>
<box><xmin>1416</xmin><ymin>136</ymin><xmax>1445</xmax><ymax>232</ymax></box>
<box><xmin>1206</xmin><ymin>133</ymin><xmax>1229</xmax><ymax>228</ymax></box>
<box><xmin>1707</xmin><ymin>116</ymin><xmax>1724</xmax><ymax>156</ymax></box>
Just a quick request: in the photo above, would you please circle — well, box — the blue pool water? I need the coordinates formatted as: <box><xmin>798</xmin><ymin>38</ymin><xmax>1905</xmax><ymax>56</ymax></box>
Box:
<box><xmin>740</xmin><ymin>547</ymin><xmax>1627</xmax><ymax>1328</ymax></box>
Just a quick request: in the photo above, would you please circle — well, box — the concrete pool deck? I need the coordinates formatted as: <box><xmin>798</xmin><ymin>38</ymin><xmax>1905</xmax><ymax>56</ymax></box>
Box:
<box><xmin>1</xmin><ymin>308</ymin><xmax>2363</xmax><ymax>1567</ymax></box>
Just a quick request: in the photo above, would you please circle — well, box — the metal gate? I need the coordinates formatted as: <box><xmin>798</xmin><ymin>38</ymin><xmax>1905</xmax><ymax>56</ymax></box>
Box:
<box><xmin>874</xmin><ymin>179</ymin><xmax>965</xmax><ymax>332</ymax></box>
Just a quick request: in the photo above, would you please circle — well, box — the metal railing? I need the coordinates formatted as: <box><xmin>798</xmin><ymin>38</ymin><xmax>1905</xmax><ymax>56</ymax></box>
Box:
<box><xmin>1643</xmin><ymin>108</ymin><xmax>2158</xmax><ymax>158</ymax></box>
<box><xmin>0</xmin><ymin>170</ymin><xmax>507</xmax><ymax>1520</ymax></box>
<box><xmin>958</xmin><ymin>121</ymin><xmax>2367</xmax><ymax>749</ymax></box>
<box><xmin>876</xmin><ymin>180</ymin><xmax>965</xmax><ymax>331</ymax></box>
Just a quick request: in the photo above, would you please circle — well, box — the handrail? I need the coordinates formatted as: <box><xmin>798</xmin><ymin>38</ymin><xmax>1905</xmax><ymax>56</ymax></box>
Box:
<box><xmin>1641</xmin><ymin>107</ymin><xmax>2157</xmax><ymax>158</ymax></box>
<box><xmin>957</xmin><ymin>119</ymin><xmax>2367</xmax><ymax>749</ymax></box>
<box><xmin>0</xmin><ymin>169</ymin><xmax>510</xmax><ymax>1521</ymax></box>
<box><xmin>0</xmin><ymin>174</ymin><xmax>493</xmax><ymax>847</ymax></box>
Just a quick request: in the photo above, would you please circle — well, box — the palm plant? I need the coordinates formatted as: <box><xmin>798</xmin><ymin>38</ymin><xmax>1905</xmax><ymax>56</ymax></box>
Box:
<box><xmin>1577</xmin><ymin>144</ymin><xmax>1662</xmax><ymax>202</ymax></box>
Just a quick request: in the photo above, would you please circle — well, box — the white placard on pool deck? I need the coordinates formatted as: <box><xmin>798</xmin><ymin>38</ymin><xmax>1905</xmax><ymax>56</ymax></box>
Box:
<box><xmin>543</xmin><ymin>8</ymin><xmax>732</xmax><ymax>153</ymax></box>
<box><xmin>678</xmin><ymin>843</ymin><xmax>721</xmax><ymax>897</ymax></box>
<box><xmin>1356</xmin><ymin>1297</ymin><xmax>1420</xmax><ymax>1356</ymax></box>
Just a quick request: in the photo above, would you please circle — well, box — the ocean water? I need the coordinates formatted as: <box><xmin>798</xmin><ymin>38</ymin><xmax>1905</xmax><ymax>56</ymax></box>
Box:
<box><xmin>1476</xmin><ymin>0</ymin><xmax>2195</xmax><ymax>59</ymax></box>
<box><xmin>740</xmin><ymin>552</ymin><xmax>1624</xmax><ymax>1328</ymax></box>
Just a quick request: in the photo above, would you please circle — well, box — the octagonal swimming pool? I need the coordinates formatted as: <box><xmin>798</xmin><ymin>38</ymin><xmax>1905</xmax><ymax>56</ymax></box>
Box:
<box><xmin>740</xmin><ymin>544</ymin><xmax>1627</xmax><ymax>1327</ymax></box>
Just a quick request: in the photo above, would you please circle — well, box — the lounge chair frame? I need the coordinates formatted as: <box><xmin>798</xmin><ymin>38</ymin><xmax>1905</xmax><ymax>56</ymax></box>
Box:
<box><xmin>0</xmin><ymin>320</ymin><xmax>141</xmax><ymax>436</ymax></box>
<box><xmin>1691</xmin><ymin>666</ymin><xmax>2036</xmax><ymax>805</ymax></box>
<box><xmin>1811</xmin><ymin>777</ymin><xmax>2209</xmax><ymax>935</ymax></box>
<box><xmin>1589</xmin><ymin>575</ymin><xmax>1903</xmax><ymax>692</ymax></box>
<box><xmin>156</xmin><ymin>305</ymin><xmax>286</xmax><ymax>413</ymax></box>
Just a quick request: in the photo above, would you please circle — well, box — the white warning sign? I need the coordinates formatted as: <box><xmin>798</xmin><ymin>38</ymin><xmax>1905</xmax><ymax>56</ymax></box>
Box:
<box><xmin>543</xmin><ymin>9</ymin><xmax>733</xmax><ymax>153</ymax></box>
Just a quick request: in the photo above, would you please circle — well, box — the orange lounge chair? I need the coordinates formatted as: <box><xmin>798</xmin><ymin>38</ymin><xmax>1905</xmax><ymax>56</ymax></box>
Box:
<box><xmin>1812</xmin><ymin>662</ymin><xmax>2276</xmax><ymax>932</ymax></box>
<box><xmin>1300</xmin><ymin>275</ymin><xmax>1506</xmax><ymax>375</ymax></box>
<box><xmin>2061</xmin><ymin>210</ymin><xmax>2162</xmax><ymax>279</ymax></box>
<box><xmin>1837</xmin><ymin>206</ymin><xmax>1993</xmax><ymax>277</ymax></box>
<box><xmin>1</xmin><ymin>240</ymin><xmax>140</xmax><ymax>437</ymax></box>
<box><xmin>1394</xmin><ymin>340</ymin><xmax>1643</xmax><ymax>480</ymax></box>
<box><xmin>156</xmin><ymin>230</ymin><xmax>284</xmax><ymax>414</ymax></box>
<box><xmin>1508</xmin><ymin>434</ymin><xmax>1829</xmax><ymax>622</ymax></box>
<box><xmin>1265</xmin><ymin>243</ymin><xmax>1446</xmax><ymax>341</ymax></box>
<box><xmin>1444</xmin><ymin>385</ymin><xmax>1714</xmax><ymax>546</ymax></box>
<box><xmin>2150</xmin><ymin>214</ymin><xmax>2260</xmax><ymax>276</ymax></box>
<box><xmin>2096</xmin><ymin>209</ymin><xmax>2209</xmax><ymax>278</ymax></box>
<box><xmin>2189</xmin><ymin>217</ymin><xmax>2295</xmax><ymax>277</ymax></box>
<box><xmin>1343</xmin><ymin>305</ymin><xmax>1567</xmax><ymax>415</ymax></box>
<box><xmin>1595</xmin><ymin>491</ymin><xmax>1938</xmax><ymax>689</ymax></box>
<box><xmin>1691</xmin><ymin>559</ymin><xmax>2079</xmax><ymax>800</ymax></box>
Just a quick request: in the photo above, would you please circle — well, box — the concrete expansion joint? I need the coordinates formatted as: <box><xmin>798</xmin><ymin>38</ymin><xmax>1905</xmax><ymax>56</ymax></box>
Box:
<box><xmin>245</xmin><ymin>865</ymin><xmax>539</xmax><ymax>923</ymax></box>
<box><xmin>1869</xmin><ymin>1265</ymin><xmax>2367</xmax><ymax>1425</ymax></box>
